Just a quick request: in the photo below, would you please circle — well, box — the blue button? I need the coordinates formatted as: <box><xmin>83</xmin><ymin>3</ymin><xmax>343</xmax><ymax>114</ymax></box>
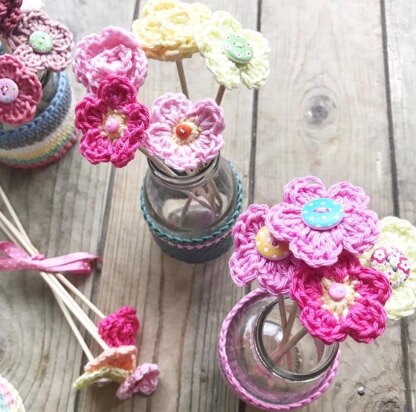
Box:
<box><xmin>301</xmin><ymin>198</ymin><xmax>343</xmax><ymax>230</ymax></box>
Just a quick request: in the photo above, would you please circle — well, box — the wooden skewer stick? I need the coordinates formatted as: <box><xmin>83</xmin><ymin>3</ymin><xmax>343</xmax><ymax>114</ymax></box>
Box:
<box><xmin>176</xmin><ymin>60</ymin><xmax>190</xmax><ymax>99</ymax></box>
<box><xmin>215</xmin><ymin>84</ymin><xmax>226</xmax><ymax>105</ymax></box>
<box><xmin>270</xmin><ymin>328</ymin><xmax>308</xmax><ymax>365</ymax></box>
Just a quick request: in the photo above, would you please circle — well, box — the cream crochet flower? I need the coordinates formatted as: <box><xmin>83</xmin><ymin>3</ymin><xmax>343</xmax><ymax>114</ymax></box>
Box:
<box><xmin>361</xmin><ymin>216</ymin><xmax>416</xmax><ymax>320</ymax></box>
<box><xmin>194</xmin><ymin>11</ymin><xmax>270</xmax><ymax>90</ymax></box>
<box><xmin>132</xmin><ymin>0</ymin><xmax>211</xmax><ymax>61</ymax></box>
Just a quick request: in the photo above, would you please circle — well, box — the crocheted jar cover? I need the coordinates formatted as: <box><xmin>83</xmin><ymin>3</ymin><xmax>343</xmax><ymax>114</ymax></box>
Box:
<box><xmin>140</xmin><ymin>164</ymin><xmax>243</xmax><ymax>263</ymax></box>
<box><xmin>0</xmin><ymin>72</ymin><xmax>76</xmax><ymax>168</ymax></box>
<box><xmin>0</xmin><ymin>375</ymin><xmax>25</xmax><ymax>412</ymax></box>
<box><xmin>218</xmin><ymin>289</ymin><xmax>340</xmax><ymax>411</ymax></box>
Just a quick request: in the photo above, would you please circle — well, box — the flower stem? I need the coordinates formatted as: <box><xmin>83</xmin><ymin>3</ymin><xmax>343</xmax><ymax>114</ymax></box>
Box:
<box><xmin>215</xmin><ymin>84</ymin><xmax>226</xmax><ymax>105</ymax></box>
<box><xmin>176</xmin><ymin>60</ymin><xmax>190</xmax><ymax>99</ymax></box>
<box><xmin>270</xmin><ymin>328</ymin><xmax>308</xmax><ymax>365</ymax></box>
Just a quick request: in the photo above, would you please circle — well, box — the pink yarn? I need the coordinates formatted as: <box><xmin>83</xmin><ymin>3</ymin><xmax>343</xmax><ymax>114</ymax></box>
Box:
<box><xmin>98</xmin><ymin>306</ymin><xmax>140</xmax><ymax>347</ymax></box>
<box><xmin>84</xmin><ymin>345</ymin><xmax>138</xmax><ymax>373</ymax></box>
<box><xmin>116</xmin><ymin>363</ymin><xmax>160</xmax><ymax>400</ymax></box>
<box><xmin>290</xmin><ymin>252</ymin><xmax>391</xmax><ymax>344</ymax></box>
<box><xmin>0</xmin><ymin>54</ymin><xmax>42</xmax><ymax>125</ymax></box>
<box><xmin>73</xmin><ymin>26</ymin><xmax>148</xmax><ymax>93</ymax></box>
<box><xmin>75</xmin><ymin>75</ymin><xmax>149</xmax><ymax>168</ymax></box>
<box><xmin>0</xmin><ymin>0</ymin><xmax>22</xmax><ymax>33</ymax></box>
<box><xmin>229</xmin><ymin>204</ymin><xmax>298</xmax><ymax>295</ymax></box>
<box><xmin>143</xmin><ymin>93</ymin><xmax>224</xmax><ymax>172</ymax></box>
<box><xmin>5</xmin><ymin>9</ymin><xmax>74</xmax><ymax>72</ymax></box>
<box><xmin>266</xmin><ymin>176</ymin><xmax>380</xmax><ymax>267</ymax></box>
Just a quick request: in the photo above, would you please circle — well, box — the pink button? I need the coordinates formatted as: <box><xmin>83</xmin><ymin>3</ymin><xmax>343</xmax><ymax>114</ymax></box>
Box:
<box><xmin>0</xmin><ymin>78</ymin><xmax>19</xmax><ymax>104</ymax></box>
<box><xmin>328</xmin><ymin>282</ymin><xmax>346</xmax><ymax>301</ymax></box>
<box><xmin>104</xmin><ymin>117</ymin><xmax>120</xmax><ymax>134</ymax></box>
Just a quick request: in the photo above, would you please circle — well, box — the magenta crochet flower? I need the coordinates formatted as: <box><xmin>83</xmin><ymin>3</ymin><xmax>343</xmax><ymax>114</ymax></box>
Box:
<box><xmin>98</xmin><ymin>306</ymin><xmax>141</xmax><ymax>347</ymax></box>
<box><xmin>266</xmin><ymin>176</ymin><xmax>380</xmax><ymax>268</ymax></box>
<box><xmin>143</xmin><ymin>93</ymin><xmax>224</xmax><ymax>172</ymax></box>
<box><xmin>116</xmin><ymin>363</ymin><xmax>160</xmax><ymax>400</ymax></box>
<box><xmin>73</xmin><ymin>26</ymin><xmax>148</xmax><ymax>93</ymax></box>
<box><xmin>0</xmin><ymin>54</ymin><xmax>42</xmax><ymax>125</ymax></box>
<box><xmin>5</xmin><ymin>9</ymin><xmax>74</xmax><ymax>72</ymax></box>
<box><xmin>0</xmin><ymin>0</ymin><xmax>22</xmax><ymax>33</ymax></box>
<box><xmin>75</xmin><ymin>75</ymin><xmax>150</xmax><ymax>168</ymax></box>
<box><xmin>291</xmin><ymin>253</ymin><xmax>391</xmax><ymax>344</ymax></box>
<box><xmin>229</xmin><ymin>204</ymin><xmax>298</xmax><ymax>295</ymax></box>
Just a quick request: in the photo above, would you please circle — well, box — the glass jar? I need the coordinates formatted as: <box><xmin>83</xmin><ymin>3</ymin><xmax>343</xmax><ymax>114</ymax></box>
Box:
<box><xmin>218</xmin><ymin>289</ymin><xmax>340</xmax><ymax>410</ymax></box>
<box><xmin>140</xmin><ymin>155</ymin><xmax>243</xmax><ymax>263</ymax></box>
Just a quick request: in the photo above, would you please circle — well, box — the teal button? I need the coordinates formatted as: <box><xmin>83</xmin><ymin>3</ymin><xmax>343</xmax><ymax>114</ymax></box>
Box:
<box><xmin>223</xmin><ymin>34</ymin><xmax>253</xmax><ymax>64</ymax></box>
<box><xmin>301</xmin><ymin>198</ymin><xmax>343</xmax><ymax>231</ymax></box>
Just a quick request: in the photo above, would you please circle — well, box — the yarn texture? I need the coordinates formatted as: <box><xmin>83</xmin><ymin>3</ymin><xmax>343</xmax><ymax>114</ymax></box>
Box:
<box><xmin>98</xmin><ymin>306</ymin><xmax>140</xmax><ymax>347</ymax></box>
<box><xmin>75</xmin><ymin>75</ymin><xmax>149</xmax><ymax>168</ymax></box>
<box><xmin>84</xmin><ymin>345</ymin><xmax>137</xmax><ymax>373</ymax></box>
<box><xmin>143</xmin><ymin>92</ymin><xmax>224</xmax><ymax>172</ymax></box>
<box><xmin>73</xmin><ymin>367</ymin><xmax>129</xmax><ymax>390</ymax></box>
<box><xmin>0</xmin><ymin>0</ymin><xmax>22</xmax><ymax>33</ymax></box>
<box><xmin>0</xmin><ymin>375</ymin><xmax>25</xmax><ymax>412</ymax></box>
<box><xmin>266</xmin><ymin>176</ymin><xmax>380</xmax><ymax>268</ymax></box>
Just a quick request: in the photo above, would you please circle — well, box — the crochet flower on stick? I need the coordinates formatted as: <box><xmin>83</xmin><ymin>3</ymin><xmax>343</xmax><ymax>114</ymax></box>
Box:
<box><xmin>117</xmin><ymin>363</ymin><xmax>160</xmax><ymax>400</ymax></box>
<box><xmin>143</xmin><ymin>92</ymin><xmax>224</xmax><ymax>172</ymax></box>
<box><xmin>75</xmin><ymin>75</ymin><xmax>150</xmax><ymax>168</ymax></box>
<box><xmin>0</xmin><ymin>0</ymin><xmax>22</xmax><ymax>33</ymax></box>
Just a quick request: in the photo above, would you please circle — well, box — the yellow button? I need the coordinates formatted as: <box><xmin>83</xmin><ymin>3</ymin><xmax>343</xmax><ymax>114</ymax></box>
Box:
<box><xmin>255</xmin><ymin>226</ymin><xmax>291</xmax><ymax>261</ymax></box>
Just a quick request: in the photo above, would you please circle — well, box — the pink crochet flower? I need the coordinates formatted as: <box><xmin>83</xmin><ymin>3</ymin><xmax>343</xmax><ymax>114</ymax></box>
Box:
<box><xmin>0</xmin><ymin>54</ymin><xmax>42</xmax><ymax>125</ymax></box>
<box><xmin>73</xmin><ymin>26</ymin><xmax>148</xmax><ymax>93</ymax></box>
<box><xmin>0</xmin><ymin>0</ymin><xmax>22</xmax><ymax>33</ymax></box>
<box><xmin>75</xmin><ymin>75</ymin><xmax>149</xmax><ymax>168</ymax></box>
<box><xmin>116</xmin><ymin>363</ymin><xmax>160</xmax><ymax>400</ymax></box>
<box><xmin>98</xmin><ymin>306</ymin><xmax>140</xmax><ymax>347</ymax></box>
<box><xmin>5</xmin><ymin>9</ymin><xmax>74</xmax><ymax>72</ymax></box>
<box><xmin>291</xmin><ymin>253</ymin><xmax>391</xmax><ymax>344</ymax></box>
<box><xmin>266</xmin><ymin>176</ymin><xmax>380</xmax><ymax>268</ymax></box>
<box><xmin>229</xmin><ymin>204</ymin><xmax>298</xmax><ymax>295</ymax></box>
<box><xmin>143</xmin><ymin>93</ymin><xmax>224</xmax><ymax>172</ymax></box>
<box><xmin>84</xmin><ymin>345</ymin><xmax>137</xmax><ymax>373</ymax></box>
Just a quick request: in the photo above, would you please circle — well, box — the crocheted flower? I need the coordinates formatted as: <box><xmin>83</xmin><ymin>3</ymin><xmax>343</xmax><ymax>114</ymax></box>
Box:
<box><xmin>266</xmin><ymin>176</ymin><xmax>380</xmax><ymax>268</ymax></box>
<box><xmin>116</xmin><ymin>363</ymin><xmax>160</xmax><ymax>400</ymax></box>
<box><xmin>98</xmin><ymin>306</ymin><xmax>140</xmax><ymax>347</ymax></box>
<box><xmin>84</xmin><ymin>345</ymin><xmax>137</xmax><ymax>373</ymax></box>
<box><xmin>132</xmin><ymin>0</ymin><xmax>211</xmax><ymax>61</ymax></box>
<box><xmin>75</xmin><ymin>75</ymin><xmax>150</xmax><ymax>168</ymax></box>
<box><xmin>0</xmin><ymin>0</ymin><xmax>22</xmax><ymax>33</ymax></box>
<box><xmin>194</xmin><ymin>11</ymin><xmax>270</xmax><ymax>90</ymax></box>
<box><xmin>143</xmin><ymin>93</ymin><xmax>224</xmax><ymax>172</ymax></box>
<box><xmin>5</xmin><ymin>9</ymin><xmax>74</xmax><ymax>72</ymax></box>
<box><xmin>73</xmin><ymin>26</ymin><xmax>148</xmax><ymax>93</ymax></box>
<box><xmin>291</xmin><ymin>253</ymin><xmax>391</xmax><ymax>344</ymax></box>
<box><xmin>229</xmin><ymin>204</ymin><xmax>298</xmax><ymax>295</ymax></box>
<box><xmin>361</xmin><ymin>216</ymin><xmax>416</xmax><ymax>320</ymax></box>
<box><xmin>73</xmin><ymin>367</ymin><xmax>129</xmax><ymax>390</ymax></box>
<box><xmin>0</xmin><ymin>54</ymin><xmax>42</xmax><ymax>125</ymax></box>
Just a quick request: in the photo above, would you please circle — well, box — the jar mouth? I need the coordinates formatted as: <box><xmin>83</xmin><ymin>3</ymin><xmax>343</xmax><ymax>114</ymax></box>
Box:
<box><xmin>254</xmin><ymin>296</ymin><xmax>339</xmax><ymax>382</ymax></box>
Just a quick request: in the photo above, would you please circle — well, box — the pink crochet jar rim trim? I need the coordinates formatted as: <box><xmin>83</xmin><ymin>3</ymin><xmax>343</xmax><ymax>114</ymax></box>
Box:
<box><xmin>218</xmin><ymin>289</ymin><xmax>340</xmax><ymax>411</ymax></box>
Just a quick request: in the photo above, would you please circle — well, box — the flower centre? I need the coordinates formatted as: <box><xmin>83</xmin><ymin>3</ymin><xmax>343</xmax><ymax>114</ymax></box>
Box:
<box><xmin>29</xmin><ymin>31</ymin><xmax>54</xmax><ymax>54</ymax></box>
<box><xmin>301</xmin><ymin>198</ymin><xmax>343</xmax><ymax>230</ymax></box>
<box><xmin>172</xmin><ymin>121</ymin><xmax>199</xmax><ymax>145</ymax></box>
<box><xmin>255</xmin><ymin>226</ymin><xmax>291</xmax><ymax>261</ymax></box>
<box><xmin>328</xmin><ymin>282</ymin><xmax>346</xmax><ymax>301</ymax></box>
<box><xmin>0</xmin><ymin>78</ymin><xmax>18</xmax><ymax>104</ymax></box>
<box><xmin>102</xmin><ymin>112</ymin><xmax>126</xmax><ymax>141</ymax></box>
<box><xmin>175</xmin><ymin>123</ymin><xmax>192</xmax><ymax>140</ymax></box>
<box><xmin>223</xmin><ymin>34</ymin><xmax>253</xmax><ymax>64</ymax></box>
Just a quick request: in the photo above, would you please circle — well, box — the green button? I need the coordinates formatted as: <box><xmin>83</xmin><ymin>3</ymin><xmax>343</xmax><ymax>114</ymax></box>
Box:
<box><xmin>29</xmin><ymin>31</ymin><xmax>54</xmax><ymax>54</ymax></box>
<box><xmin>223</xmin><ymin>34</ymin><xmax>253</xmax><ymax>64</ymax></box>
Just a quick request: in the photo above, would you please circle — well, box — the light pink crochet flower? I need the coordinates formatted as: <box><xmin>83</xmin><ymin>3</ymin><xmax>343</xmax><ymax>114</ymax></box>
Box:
<box><xmin>73</xmin><ymin>26</ymin><xmax>148</xmax><ymax>93</ymax></box>
<box><xmin>291</xmin><ymin>253</ymin><xmax>391</xmax><ymax>344</ymax></box>
<box><xmin>229</xmin><ymin>204</ymin><xmax>298</xmax><ymax>295</ymax></box>
<box><xmin>0</xmin><ymin>54</ymin><xmax>42</xmax><ymax>125</ymax></box>
<box><xmin>116</xmin><ymin>363</ymin><xmax>160</xmax><ymax>400</ymax></box>
<box><xmin>84</xmin><ymin>345</ymin><xmax>138</xmax><ymax>373</ymax></box>
<box><xmin>98</xmin><ymin>306</ymin><xmax>140</xmax><ymax>348</ymax></box>
<box><xmin>143</xmin><ymin>93</ymin><xmax>224</xmax><ymax>172</ymax></box>
<box><xmin>266</xmin><ymin>176</ymin><xmax>380</xmax><ymax>268</ymax></box>
<box><xmin>6</xmin><ymin>9</ymin><xmax>74</xmax><ymax>72</ymax></box>
<box><xmin>75</xmin><ymin>75</ymin><xmax>149</xmax><ymax>168</ymax></box>
<box><xmin>0</xmin><ymin>0</ymin><xmax>22</xmax><ymax>33</ymax></box>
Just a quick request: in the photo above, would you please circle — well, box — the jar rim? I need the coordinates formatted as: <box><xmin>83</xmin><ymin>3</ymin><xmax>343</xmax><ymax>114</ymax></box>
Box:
<box><xmin>254</xmin><ymin>296</ymin><xmax>339</xmax><ymax>382</ymax></box>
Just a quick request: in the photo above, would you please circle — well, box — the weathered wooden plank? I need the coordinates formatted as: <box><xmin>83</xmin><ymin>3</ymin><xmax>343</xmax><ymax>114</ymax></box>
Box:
<box><xmin>76</xmin><ymin>1</ymin><xmax>258</xmax><ymax>411</ymax></box>
<box><xmin>0</xmin><ymin>1</ymin><xmax>137</xmax><ymax>411</ymax></box>
<box><xmin>248</xmin><ymin>1</ymin><xmax>405</xmax><ymax>411</ymax></box>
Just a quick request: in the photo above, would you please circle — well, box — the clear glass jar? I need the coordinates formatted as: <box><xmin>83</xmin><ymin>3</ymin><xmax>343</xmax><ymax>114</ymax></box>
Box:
<box><xmin>219</xmin><ymin>289</ymin><xmax>339</xmax><ymax>410</ymax></box>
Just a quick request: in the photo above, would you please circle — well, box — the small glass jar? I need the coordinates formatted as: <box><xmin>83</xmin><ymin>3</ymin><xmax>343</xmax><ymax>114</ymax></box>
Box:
<box><xmin>140</xmin><ymin>155</ymin><xmax>243</xmax><ymax>263</ymax></box>
<box><xmin>218</xmin><ymin>289</ymin><xmax>340</xmax><ymax>410</ymax></box>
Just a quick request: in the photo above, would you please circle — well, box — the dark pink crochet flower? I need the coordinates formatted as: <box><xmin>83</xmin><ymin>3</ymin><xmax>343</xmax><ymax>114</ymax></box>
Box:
<box><xmin>266</xmin><ymin>176</ymin><xmax>380</xmax><ymax>268</ymax></box>
<box><xmin>229</xmin><ymin>204</ymin><xmax>298</xmax><ymax>295</ymax></box>
<box><xmin>5</xmin><ymin>9</ymin><xmax>74</xmax><ymax>72</ymax></box>
<box><xmin>75</xmin><ymin>75</ymin><xmax>149</xmax><ymax>168</ymax></box>
<box><xmin>98</xmin><ymin>306</ymin><xmax>141</xmax><ymax>347</ymax></box>
<box><xmin>0</xmin><ymin>54</ymin><xmax>42</xmax><ymax>125</ymax></box>
<box><xmin>0</xmin><ymin>0</ymin><xmax>22</xmax><ymax>33</ymax></box>
<box><xmin>291</xmin><ymin>253</ymin><xmax>391</xmax><ymax>344</ymax></box>
<box><xmin>116</xmin><ymin>363</ymin><xmax>160</xmax><ymax>400</ymax></box>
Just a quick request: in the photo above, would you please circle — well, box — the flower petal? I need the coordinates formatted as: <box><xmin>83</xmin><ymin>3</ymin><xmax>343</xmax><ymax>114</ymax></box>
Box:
<box><xmin>326</xmin><ymin>181</ymin><xmax>370</xmax><ymax>212</ymax></box>
<box><xmin>282</xmin><ymin>176</ymin><xmax>326</xmax><ymax>206</ymax></box>
<box><xmin>79</xmin><ymin>129</ymin><xmax>112</xmax><ymax>165</ymax></box>
<box><xmin>98</xmin><ymin>75</ymin><xmax>137</xmax><ymax>107</ymax></box>
<box><xmin>266</xmin><ymin>202</ymin><xmax>304</xmax><ymax>243</ymax></box>
<box><xmin>151</xmin><ymin>92</ymin><xmax>192</xmax><ymax>125</ymax></box>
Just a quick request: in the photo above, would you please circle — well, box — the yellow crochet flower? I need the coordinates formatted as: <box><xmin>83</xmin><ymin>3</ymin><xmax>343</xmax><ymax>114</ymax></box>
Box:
<box><xmin>73</xmin><ymin>367</ymin><xmax>129</xmax><ymax>390</ymax></box>
<box><xmin>132</xmin><ymin>0</ymin><xmax>211</xmax><ymax>61</ymax></box>
<box><xmin>194</xmin><ymin>11</ymin><xmax>270</xmax><ymax>90</ymax></box>
<box><xmin>361</xmin><ymin>216</ymin><xmax>416</xmax><ymax>320</ymax></box>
